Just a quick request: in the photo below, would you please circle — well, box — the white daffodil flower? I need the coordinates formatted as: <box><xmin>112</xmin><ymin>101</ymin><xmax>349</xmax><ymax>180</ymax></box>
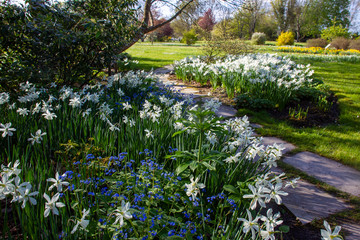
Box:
<box><xmin>71</xmin><ymin>209</ymin><xmax>90</xmax><ymax>234</ymax></box>
<box><xmin>11</xmin><ymin>176</ymin><xmax>31</xmax><ymax>202</ymax></box>
<box><xmin>117</xmin><ymin>88</ymin><xmax>124</xmax><ymax>97</ymax></box>
<box><xmin>145</xmin><ymin>129</ymin><xmax>154</xmax><ymax>139</ymax></box>
<box><xmin>1</xmin><ymin>160</ymin><xmax>21</xmax><ymax>177</ymax></box>
<box><xmin>47</xmin><ymin>172</ymin><xmax>69</xmax><ymax>192</ymax></box>
<box><xmin>264</xmin><ymin>182</ymin><xmax>288</xmax><ymax>205</ymax></box>
<box><xmin>113</xmin><ymin>200</ymin><xmax>132</xmax><ymax>227</ymax></box>
<box><xmin>0</xmin><ymin>173</ymin><xmax>15</xmax><ymax>199</ymax></box>
<box><xmin>69</xmin><ymin>96</ymin><xmax>82</xmax><ymax>108</ymax></box>
<box><xmin>17</xmin><ymin>184</ymin><xmax>38</xmax><ymax>208</ymax></box>
<box><xmin>16</xmin><ymin>108</ymin><xmax>30</xmax><ymax>116</ymax></box>
<box><xmin>43</xmin><ymin>192</ymin><xmax>65</xmax><ymax>217</ymax></box>
<box><xmin>42</xmin><ymin>110</ymin><xmax>57</xmax><ymax>120</ymax></box>
<box><xmin>243</xmin><ymin>184</ymin><xmax>267</xmax><ymax>210</ymax></box>
<box><xmin>285</xmin><ymin>177</ymin><xmax>300</xmax><ymax>188</ymax></box>
<box><xmin>0</xmin><ymin>92</ymin><xmax>10</xmax><ymax>105</ymax></box>
<box><xmin>260</xmin><ymin>209</ymin><xmax>283</xmax><ymax>231</ymax></box>
<box><xmin>122</xmin><ymin>102</ymin><xmax>132</xmax><ymax>110</ymax></box>
<box><xmin>237</xmin><ymin>209</ymin><xmax>260</xmax><ymax>240</ymax></box>
<box><xmin>0</xmin><ymin>122</ymin><xmax>16</xmax><ymax>138</ymax></box>
<box><xmin>321</xmin><ymin>221</ymin><xmax>342</xmax><ymax>240</ymax></box>
<box><xmin>185</xmin><ymin>176</ymin><xmax>205</xmax><ymax>200</ymax></box>
<box><xmin>28</xmin><ymin>129</ymin><xmax>46</xmax><ymax>145</ymax></box>
<box><xmin>260</xmin><ymin>228</ymin><xmax>276</xmax><ymax>240</ymax></box>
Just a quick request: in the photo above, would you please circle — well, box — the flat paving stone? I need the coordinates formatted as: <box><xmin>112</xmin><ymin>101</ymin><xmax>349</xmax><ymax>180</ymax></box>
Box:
<box><xmin>215</xmin><ymin>105</ymin><xmax>237</xmax><ymax>118</ymax></box>
<box><xmin>250</xmin><ymin>123</ymin><xmax>263</xmax><ymax>129</ymax></box>
<box><xmin>339</xmin><ymin>221</ymin><xmax>360</xmax><ymax>240</ymax></box>
<box><xmin>281</xmin><ymin>179</ymin><xmax>351</xmax><ymax>224</ymax></box>
<box><xmin>262</xmin><ymin>137</ymin><xmax>296</xmax><ymax>155</ymax></box>
<box><xmin>283</xmin><ymin>152</ymin><xmax>360</xmax><ymax>197</ymax></box>
<box><xmin>153</xmin><ymin>65</ymin><xmax>173</xmax><ymax>74</ymax></box>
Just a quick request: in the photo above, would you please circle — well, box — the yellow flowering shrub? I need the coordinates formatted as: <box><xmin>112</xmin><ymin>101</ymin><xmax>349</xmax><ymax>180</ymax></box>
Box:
<box><xmin>276</xmin><ymin>31</ymin><xmax>295</xmax><ymax>46</ymax></box>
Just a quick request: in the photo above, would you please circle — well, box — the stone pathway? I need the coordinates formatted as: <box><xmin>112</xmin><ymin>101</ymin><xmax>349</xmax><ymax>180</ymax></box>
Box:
<box><xmin>283</xmin><ymin>152</ymin><xmax>360</xmax><ymax>197</ymax></box>
<box><xmin>153</xmin><ymin>66</ymin><xmax>360</xmax><ymax>239</ymax></box>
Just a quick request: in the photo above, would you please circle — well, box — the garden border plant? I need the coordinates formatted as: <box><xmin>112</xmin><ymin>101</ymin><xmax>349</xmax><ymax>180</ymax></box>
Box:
<box><xmin>0</xmin><ymin>70</ymin><xmax>309</xmax><ymax>239</ymax></box>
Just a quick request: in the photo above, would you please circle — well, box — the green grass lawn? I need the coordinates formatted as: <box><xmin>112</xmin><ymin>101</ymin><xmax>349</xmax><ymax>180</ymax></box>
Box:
<box><xmin>126</xmin><ymin>41</ymin><xmax>360</xmax><ymax>170</ymax></box>
<box><xmin>242</xmin><ymin>58</ymin><xmax>360</xmax><ymax>170</ymax></box>
<box><xmin>126</xmin><ymin>42</ymin><xmax>203</xmax><ymax>71</ymax></box>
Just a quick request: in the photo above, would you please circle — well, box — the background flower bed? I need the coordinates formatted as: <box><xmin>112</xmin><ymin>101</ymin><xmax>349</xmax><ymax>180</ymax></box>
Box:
<box><xmin>277</xmin><ymin>46</ymin><xmax>360</xmax><ymax>55</ymax></box>
<box><xmin>173</xmin><ymin>54</ymin><xmax>337</xmax><ymax>128</ymax></box>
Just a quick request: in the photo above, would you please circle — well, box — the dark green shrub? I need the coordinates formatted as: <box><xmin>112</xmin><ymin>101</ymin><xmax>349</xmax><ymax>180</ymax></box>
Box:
<box><xmin>0</xmin><ymin>1</ymin><xmax>138</xmax><ymax>91</ymax></box>
<box><xmin>306</xmin><ymin>38</ymin><xmax>328</xmax><ymax>48</ymax></box>
<box><xmin>331</xmin><ymin>37</ymin><xmax>351</xmax><ymax>50</ymax></box>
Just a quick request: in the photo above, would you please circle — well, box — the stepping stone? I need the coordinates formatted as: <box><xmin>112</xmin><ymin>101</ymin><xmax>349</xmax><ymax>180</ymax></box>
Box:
<box><xmin>153</xmin><ymin>66</ymin><xmax>173</xmax><ymax>75</ymax></box>
<box><xmin>281</xmin><ymin>179</ymin><xmax>351</xmax><ymax>224</ymax></box>
<box><xmin>262</xmin><ymin>137</ymin><xmax>296</xmax><ymax>155</ymax></box>
<box><xmin>339</xmin><ymin>221</ymin><xmax>360</xmax><ymax>240</ymax></box>
<box><xmin>250</xmin><ymin>123</ymin><xmax>263</xmax><ymax>129</ymax></box>
<box><xmin>215</xmin><ymin>105</ymin><xmax>237</xmax><ymax>118</ymax></box>
<box><xmin>283</xmin><ymin>152</ymin><xmax>360</xmax><ymax>197</ymax></box>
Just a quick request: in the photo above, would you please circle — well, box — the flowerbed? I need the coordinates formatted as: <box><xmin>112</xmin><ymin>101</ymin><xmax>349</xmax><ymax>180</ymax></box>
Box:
<box><xmin>277</xmin><ymin>46</ymin><xmax>360</xmax><ymax>55</ymax></box>
<box><xmin>173</xmin><ymin>54</ymin><xmax>315</xmax><ymax>109</ymax></box>
<box><xmin>0</xmin><ymin>72</ymin><xmax>299</xmax><ymax>239</ymax></box>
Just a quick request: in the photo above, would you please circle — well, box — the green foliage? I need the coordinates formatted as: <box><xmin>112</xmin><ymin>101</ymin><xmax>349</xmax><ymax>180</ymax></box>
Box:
<box><xmin>276</xmin><ymin>31</ymin><xmax>295</xmax><ymax>46</ymax></box>
<box><xmin>235</xmin><ymin>94</ymin><xmax>275</xmax><ymax>110</ymax></box>
<box><xmin>251</xmin><ymin>32</ymin><xmax>267</xmax><ymax>45</ymax></box>
<box><xmin>306</xmin><ymin>38</ymin><xmax>328</xmax><ymax>48</ymax></box>
<box><xmin>288</xmin><ymin>105</ymin><xmax>309</xmax><ymax>121</ymax></box>
<box><xmin>0</xmin><ymin>0</ymin><xmax>138</xmax><ymax>91</ymax></box>
<box><xmin>317</xmin><ymin>95</ymin><xmax>333</xmax><ymax>112</ymax></box>
<box><xmin>211</xmin><ymin>19</ymin><xmax>234</xmax><ymax>39</ymax></box>
<box><xmin>321</xmin><ymin>23</ymin><xmax>350</xmax><ymax>41</ymax></box>
<box><xmin>181</xmin><ymin>29</ymin><xmax>198</xmax><ymax>45</ymax></box>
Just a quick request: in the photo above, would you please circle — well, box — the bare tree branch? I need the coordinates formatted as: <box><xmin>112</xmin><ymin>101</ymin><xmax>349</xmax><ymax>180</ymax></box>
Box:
<box><xmin>144</xmin><ymin>0</ymin><xmax>195</xmax><ymax>33</ymax></box>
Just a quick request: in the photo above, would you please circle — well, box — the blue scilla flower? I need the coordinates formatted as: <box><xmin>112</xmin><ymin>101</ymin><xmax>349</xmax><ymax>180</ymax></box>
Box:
<box><xmin>64</xmin><ymin>171</ymin><xmax>74</xmax><ymax>179</ymax></box>
<box><xmin>139</xmin><ymin>213</ymin><xmax>147</xmax><ymax>221</ymax></box>
<box><xmin>86</xmin><ymin>154</ymin><xmax>95</xmax><ymax>160</ymax></box>
<box><xmin>68</xmin><ymin>184</ymin><xmax>75</xmax><ymax>191</ymax></box>
<box><xmin>88</xmin><ymin>192</ymin><xmax>95</xmax><ymax>196</ymax></box>
<box><xmin>168</xmin><ymin>230</ymin><xmax>175</xmax><ymax>236</ymax></box>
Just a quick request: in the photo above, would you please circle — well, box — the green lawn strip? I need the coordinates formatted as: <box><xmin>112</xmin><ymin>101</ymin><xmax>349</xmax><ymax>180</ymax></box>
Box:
<box><xmin>238</xmin><ymin>59</ymin><xmax>360</xmax><ymax>171</ymax></box>
<box><xmin>126</xmin><ymin>42</ymin><xmax>203</xmax><ymax>71</ymax></box>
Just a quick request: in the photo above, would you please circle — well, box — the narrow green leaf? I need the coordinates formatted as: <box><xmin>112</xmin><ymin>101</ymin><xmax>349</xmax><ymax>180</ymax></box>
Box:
<box><xmin>223</xmin><ymin>185</ymin><xmax>239</xmax><ymax>194</ymax></box>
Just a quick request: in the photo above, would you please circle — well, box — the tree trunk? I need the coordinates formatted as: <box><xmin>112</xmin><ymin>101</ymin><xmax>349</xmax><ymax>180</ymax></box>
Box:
<box><xmin>118</xmin><ymin>0</ymin><xmax>195</xmax><ymax>53</ymax></box>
